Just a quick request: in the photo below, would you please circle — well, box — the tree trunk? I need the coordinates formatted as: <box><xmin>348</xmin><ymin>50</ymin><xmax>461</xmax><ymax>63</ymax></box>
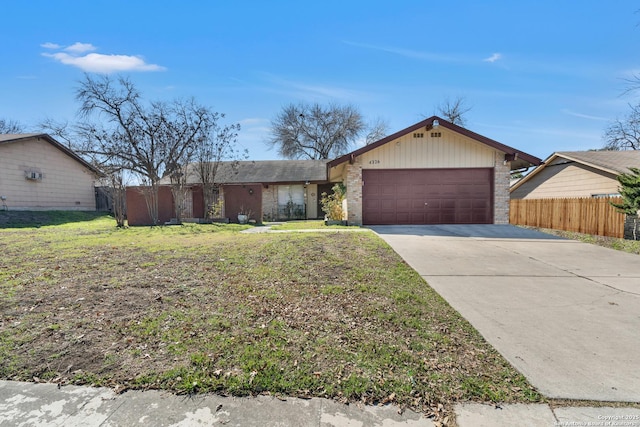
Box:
<box><xmin>141</xmin><ymin>184</ymin><xmax>160</xmax><ymax>225</ymax></box>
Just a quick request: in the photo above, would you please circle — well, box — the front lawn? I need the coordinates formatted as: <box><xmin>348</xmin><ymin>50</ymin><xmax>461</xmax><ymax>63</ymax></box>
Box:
<box><xmin>268</xmin><ymin>220</ymin><xmax>350</xmax><ymax>230</ymax></box>
<box><xmin>524</xmin><ymin>226</ymin><xmax>640</xmax><ymax>255</ymax></box>
<box><xmin>0</xmin><ymin>212</ymin><xmax>541</xmax><ymax>419</ymax></box>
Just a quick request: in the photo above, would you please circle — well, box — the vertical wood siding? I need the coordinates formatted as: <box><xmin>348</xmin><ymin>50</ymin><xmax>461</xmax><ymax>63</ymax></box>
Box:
<box><xmin>359</xmin><ymin>127</ymin><xmax>496</xmax><ymax>169</ymax></box>
<box><xmin>509</xmin><ymin>197</ymin><xmax>625</xmax><ymax>238</ymax></box>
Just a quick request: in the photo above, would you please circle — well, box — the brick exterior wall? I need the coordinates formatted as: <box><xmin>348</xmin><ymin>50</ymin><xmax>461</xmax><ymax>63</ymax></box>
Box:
<box><xmin>125</xmin><ymin>186</ymin><xmax>175</xmax><ymax>226</ymax></box>
<box><xmin>345</xmin><ymin>157</ymin><xmax>363</xmax><ymax>226</ymax></box>
<box><xmin>262</xmin><ymin>185</ymin><xmax>278</xmax><ymax>221</ymax></box>
<box><xmin>494</xmin><ymin>151</ymin><xmax>511</xmax><ymax>224</ymax></box>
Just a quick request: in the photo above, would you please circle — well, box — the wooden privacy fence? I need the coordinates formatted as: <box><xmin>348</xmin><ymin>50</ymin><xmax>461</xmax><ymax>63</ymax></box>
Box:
<box><xmin>510</xmin><ymin>197</ymin><xmax>625</xmax><ymax>238</ymax></box>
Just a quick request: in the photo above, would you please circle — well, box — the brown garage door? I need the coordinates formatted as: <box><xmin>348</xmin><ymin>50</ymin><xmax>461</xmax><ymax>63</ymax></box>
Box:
<box><xmin>362</xmin><ymin>168</ymin><xmax>493</xmax><ymax>225</ymax></box>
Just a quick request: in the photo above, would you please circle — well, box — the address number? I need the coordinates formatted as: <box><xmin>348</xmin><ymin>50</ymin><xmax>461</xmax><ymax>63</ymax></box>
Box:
<box><xmin>369</xmin><ymin>159</ymin><xmax>380</xmax><ymax>164</ymax></box>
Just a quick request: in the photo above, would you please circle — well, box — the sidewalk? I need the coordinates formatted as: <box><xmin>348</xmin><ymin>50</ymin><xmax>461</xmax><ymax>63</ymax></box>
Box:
<box><xmin>0</xmin><ymin>380</ymin><xmax>430</xmax><ymax>426</ymax></box>
<box><xmin>455</xmin><ymin>403</ymin><xmax>640</xmax><ymax>426</ymax></box>
<box><xmin>3</xmin><ymin>380</ymin><xmax>640</xmax><ymax>426</ymax></box>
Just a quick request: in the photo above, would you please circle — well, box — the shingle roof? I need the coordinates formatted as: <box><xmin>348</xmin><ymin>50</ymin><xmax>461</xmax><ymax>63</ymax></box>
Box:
<box><xmin>216</xmin><ymin>160</ymin><xmax>328</xmax><ymax>183</ymax></box>
<box><xmin>510</xmin><ymin>150</ymin><xmax>640</xmax><ymax>193</ymax></box>
<box><xmin>0</xmin><ymin>133</ymin><xmax>42</xmax><ymax>142</ymax></box>
<box><xmin>161</xmin><ymin>160</ymin><xmax>329</xmax><ymax>185</ymax></box>
<box><xmin>554</xmin><ymin>150</ymin><xmax>640</xmax><ymax>175</ymax></box>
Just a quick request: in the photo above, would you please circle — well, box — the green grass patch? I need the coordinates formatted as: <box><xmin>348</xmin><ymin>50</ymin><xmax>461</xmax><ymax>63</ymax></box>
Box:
<box><xmin>0</xmin><ymin>216</ymin><xmax>542</xmax><ymax>417</ymax></box>
<box><xmin>525</xmin><ymin>227</ymin><xmax>640</xmax><ymax>255</ymax></box>
<box><xmin>269</xmin><ymin>220</ymin><xmax>353</xmax><ymax>230</ymax></box>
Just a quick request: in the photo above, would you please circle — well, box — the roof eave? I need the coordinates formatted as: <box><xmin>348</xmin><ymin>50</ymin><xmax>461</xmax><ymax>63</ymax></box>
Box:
<box><xmin>1</xmin><ymin>133</ymin><xmax>104</xmax><ymax>177</ymax></box>
<box><xmin>328</xmin><ymin>116</ymin><xmax>542</xmax><ymax>169</ymax></box>
<box><xmin>555</xmin><ymin>152</ymin><xmax>624</xmax><ymax>176</ymax></box>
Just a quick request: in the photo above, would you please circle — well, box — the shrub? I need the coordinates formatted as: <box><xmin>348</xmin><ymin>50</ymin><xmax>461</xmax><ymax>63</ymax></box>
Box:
<box><xmin>320</xmin><ymin>183</ymin><xmax>346</xmax><ymax>221</ymax></box>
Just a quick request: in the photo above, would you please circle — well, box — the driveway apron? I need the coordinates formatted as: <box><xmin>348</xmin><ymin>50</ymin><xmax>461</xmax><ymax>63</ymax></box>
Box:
<box><xmin>370</xmin><ymin>224</ymin><xmax>640</xmax><ymax>402</ymax></box>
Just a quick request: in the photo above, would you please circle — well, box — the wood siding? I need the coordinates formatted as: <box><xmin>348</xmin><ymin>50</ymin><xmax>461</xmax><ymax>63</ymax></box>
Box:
<box><xmin>511</xmin><ymin>162</ymin><xmax>619</xmax><ymax>199</ymax></box>
<box><xmin>359</xmin><ymin>127</ymin><xmax>496</xmax><ymax>169</ymax></box>
<box><xmin>510</xmin><ymin>197</ymin><xmax>625</xmax><ymax>238</ymax></box>
<box><xmin>0</xmin><ymin>137</ymin><xmax>97</xmax><ymax>210</ymax></box>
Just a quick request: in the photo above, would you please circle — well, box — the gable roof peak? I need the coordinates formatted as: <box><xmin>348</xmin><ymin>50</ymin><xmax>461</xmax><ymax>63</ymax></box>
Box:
<box><xmin>0</xmin><ymin>133</ymin><xmax>102</xmax><ymax>176</ymax></box>
<box><xmin>327</xmin><ymin>117</ymin><xmax>540</xmax><ymax>170</ymax></box>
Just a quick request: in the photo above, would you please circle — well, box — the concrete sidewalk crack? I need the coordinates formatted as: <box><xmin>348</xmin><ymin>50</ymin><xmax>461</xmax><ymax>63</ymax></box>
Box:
<box><xmin>549</xmin><ymin>404</ymin><xmax>560</xmax><ymax>423</ymax></box>
<box><xmin>97</xmin><ymin>397</ymin><xmax>128</xmax><ymax>427</ymax></box>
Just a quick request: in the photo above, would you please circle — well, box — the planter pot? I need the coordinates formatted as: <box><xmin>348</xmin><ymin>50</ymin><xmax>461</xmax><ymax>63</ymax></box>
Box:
<box><xmin>238</xmin><ymin>214</ymin><xmax>249</xmax><ymax>224</ymax></box>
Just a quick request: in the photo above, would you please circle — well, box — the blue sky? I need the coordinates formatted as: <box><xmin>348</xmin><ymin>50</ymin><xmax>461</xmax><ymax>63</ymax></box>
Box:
<box><xmin>2</xmin><ymin>1</ymin><xmax>640</xmax><ymax>162</ymax></box>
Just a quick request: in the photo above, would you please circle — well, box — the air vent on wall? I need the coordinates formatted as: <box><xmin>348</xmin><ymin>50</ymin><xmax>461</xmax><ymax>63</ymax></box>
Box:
<box><xmin>25</xmin><ymin>171</ymin><xmax>43</xmax><ymax>181</ymax></box>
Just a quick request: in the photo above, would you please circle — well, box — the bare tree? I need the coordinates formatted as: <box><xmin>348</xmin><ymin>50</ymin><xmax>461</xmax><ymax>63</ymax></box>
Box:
<box><xmin>603</xmin><ymin>104</ymin><xmax>640</xmax><ymax>150</ymax></box>
<box><xmin>622</xmin><ymin>72</ymin><xmax>640</xmax><ymax>96</ymax></box>
<box><xmin>38</xmin><ymin>118</ymin><xmax>74</xmax><ymax>147</ymax></box>
<box><xmin>0</xmin><ymin>118</ymin><xmax>25</xmax><ymax>133</ymax></box>
<box><xmin>75</xmin><ymin>74</ymin><xmax>234</xmax><ymax>225</ymax></box>
<box><xmin>268</xmin><ymin>102</ymin><xmax>365</xmax><ymax>159</ymax></box>
<box><xmin>193</xmin><ymin>120</ymin><xmax>243</xmax><ymax>216</ymax></box>
<box><xmin>436</xmin><ymin>96</ymin><xmax>472</xmax><ymax>126</ymax></box>
<box><xmin>102</xmin><ymin>165</ymin><xmax>128</xmax><ymax>227</ymax></box>
<box><xmin>168</xmin><ymin>161</ymin><xmax>190</xmax><ymax>224</ymax></box>
<box><xmin>364</xmin><ymin>117</ymin><xmax>389</xmax><ymax>145</ymax></box>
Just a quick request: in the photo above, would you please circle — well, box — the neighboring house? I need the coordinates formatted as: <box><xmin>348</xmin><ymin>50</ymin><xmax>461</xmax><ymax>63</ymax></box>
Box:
<box><xmin>126</xmin><ymin>116</ymin><xmax>541</xmax><ymax>226</ymax></box>
<box><xmin>0</xmin><ymin>134</ymin><xmax>102</xmax><ymax>211</ymax></box>
<box><xmin>328</xmin><ymin>116</ymin><xmax>540</xmax><ymax>225</ymax></box>
<box><xmin>126</xmin><ymin>160</ymin><xmax>330</xmax><ymax>225</ymax></box>
<box><xmin>510</xmin><ymin>150</ymin><xmax>640</xmax><ymax>199</ymax></box>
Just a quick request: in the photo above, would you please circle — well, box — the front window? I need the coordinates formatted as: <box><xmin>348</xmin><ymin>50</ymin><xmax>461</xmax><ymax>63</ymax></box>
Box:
<box><xmin>277</xmin><ymin>185</ymin><xmax>306</xmax><ymax>220</ymax></box>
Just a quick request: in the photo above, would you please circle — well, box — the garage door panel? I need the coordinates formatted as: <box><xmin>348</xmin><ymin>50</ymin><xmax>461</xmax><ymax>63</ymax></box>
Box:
<box><xmin>381</xmin><ymin>199</ymin><xmax>396</xmax><ymax>210</ymax></box>
<box><xmin>363</xmin><ymin>198</ymin><xmax>380</xmax><ymax>209</ymax></box>
<box><xmin>414</xmin><ymin>201</ymin><xmax>428</xmax><ymax>211</ymax></box>
<box><xmin>396</xmin><ymin>199</ymin><xmax>412</xmax><ymax>210</ymax></box>
<box><xmin>363</xmin><ymin>168</ymin><xmax>493</xmax><ymax>225</ymax></box>
<box><xmin>381</xmin><ymin>185</ymin><xmax>396</xmax><ymax>195</ymax></box>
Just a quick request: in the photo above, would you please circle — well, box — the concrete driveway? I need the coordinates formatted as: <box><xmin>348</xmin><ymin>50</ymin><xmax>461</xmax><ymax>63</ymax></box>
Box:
<box><xmin>370</xmin><ymin>224</ymin><xmax>640</xmax><ymax>402</ymax></box>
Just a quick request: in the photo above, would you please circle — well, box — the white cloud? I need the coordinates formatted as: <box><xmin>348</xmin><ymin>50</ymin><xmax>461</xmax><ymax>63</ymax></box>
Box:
<box><xmin>41</xmin><ymin>41</ymin><xmax>165</xmax><ymax>73</ymax></box>
<box><xmin>41</xmin><ymin>42</ymin><xmax>61</xmax><ymax>49</ymax></box>
<box><xmin>239</xmin><ymin>118</ymin><xmax>269</xmax><ymax>126</ymax></box>
<box><xmin>561</xmin><ymin>109</ymin><xmax>609</xmax><ymax>121</ymax></box>
<box><xmin>344</xmin><ymin>40</ymin><xmax>460</xmax><ymax>62</ymax></box>
<box><xmin>64</xmin><ymin>42</ymin><xmax>97</xmax><ymax>54</ymax></box>
<box><xmin>260</xmin><ymin>73</ymin><xmax>365</xmax><ymax>101</ymax></box>
<box><xmin>483</xmin><ymin>53</ymin><xmax>502</xmax><ymax>63</ymax></box>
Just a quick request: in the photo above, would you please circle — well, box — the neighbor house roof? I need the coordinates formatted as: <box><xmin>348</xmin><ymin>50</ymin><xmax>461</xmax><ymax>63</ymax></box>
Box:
<box><xmin>0</xmin><ymin>133</ymin><xmax>103</xmax><ymax>176</ymax></box>
<box><xmin>160</xmin><ymin>160</ymin><xmax>329</xmax><ymax>185</ymax></box>
<box><xmin>510</xmin><ymin>150</ymin><xmax>640</xmax><ymax>192</ymax></box>
<box><xmin>327</xmin><ymin>116</ymin><xmax>542</xmax><ymax>171</ymax></box>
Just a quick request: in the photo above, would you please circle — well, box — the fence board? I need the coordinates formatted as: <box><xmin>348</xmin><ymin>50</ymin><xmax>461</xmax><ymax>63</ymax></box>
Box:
<box><xmin>510</xmin><ymin>197</ymin><xmax>625</xmax><ymax>238</ymax></box>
